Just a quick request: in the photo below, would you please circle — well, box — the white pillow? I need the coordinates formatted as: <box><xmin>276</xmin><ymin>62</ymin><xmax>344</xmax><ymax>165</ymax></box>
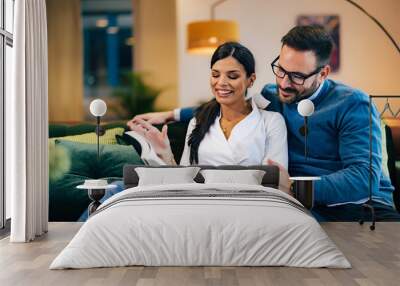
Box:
<box><xmin>200</xmin><ymin>169</ymin><xmax>266</xmax><ymax>185</ymax></box>
<box><xmin>136</xmin><ymin>167</ymin><xmax>200</xmax><ymax>186</ymax></box>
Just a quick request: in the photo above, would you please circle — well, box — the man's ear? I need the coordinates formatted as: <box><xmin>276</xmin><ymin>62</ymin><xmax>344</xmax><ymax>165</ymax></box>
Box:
<box><xmin>320</xmin><ymin>65</ymin><xmax>331</xmax><ymax>80</ymax></box>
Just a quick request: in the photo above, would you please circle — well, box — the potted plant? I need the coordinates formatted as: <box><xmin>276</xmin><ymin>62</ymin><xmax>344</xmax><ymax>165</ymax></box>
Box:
<box><xmin>111</xmin><ymin>72</ymin><xmax>162</xmax><ymax>119</ymax></box>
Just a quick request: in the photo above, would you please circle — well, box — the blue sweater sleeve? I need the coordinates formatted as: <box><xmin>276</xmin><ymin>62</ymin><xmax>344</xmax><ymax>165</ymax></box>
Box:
<box><xmin>179</xmin><ymin>107</ymin><xmax>196</xmax><ymax>122</ymax></box>
<box><xmin>260</xmin><ymin>84</ymin><xmax>283</xmax><ymax>113</ymax></box>
<box><xmin>313</xmin><ymin>92</ymin><xmax>382</xmax><ymax>205</ymax></box>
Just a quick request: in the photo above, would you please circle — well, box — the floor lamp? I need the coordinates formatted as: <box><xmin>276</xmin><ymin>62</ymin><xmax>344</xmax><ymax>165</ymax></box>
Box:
<box><xmin>344</xmin><ymin>0</ymin><xmax>400</xmax><ymax>230</ymax></box>
<box><xmin>187</xmin><ymin>0</ymin><xmax>239</xmax><ymax>54</ymax></box>
<box><xmin>89</xmin><ymin>99</ymin><xmax>107</xmax><ymax>160</ymax></box>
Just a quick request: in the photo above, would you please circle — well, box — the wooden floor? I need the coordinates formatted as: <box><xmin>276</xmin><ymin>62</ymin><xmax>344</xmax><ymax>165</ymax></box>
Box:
<box><xmin>0</xmin><ymin>222</ymin><xmax>399</xmax><ymax>286</ymax></box>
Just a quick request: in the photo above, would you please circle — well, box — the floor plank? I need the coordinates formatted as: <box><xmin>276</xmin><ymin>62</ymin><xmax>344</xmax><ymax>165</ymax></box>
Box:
<box><xmin>0</xmin><ymin>222</ymin><xmax>399</xmax><ymax>286</ymax></box>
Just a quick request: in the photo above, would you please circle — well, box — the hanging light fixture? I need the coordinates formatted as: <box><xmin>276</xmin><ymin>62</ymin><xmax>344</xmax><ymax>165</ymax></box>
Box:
<box><xmin>187</xmin><ymin>0</ymin><xmax>239</xmax><ymax>55</ymax></box>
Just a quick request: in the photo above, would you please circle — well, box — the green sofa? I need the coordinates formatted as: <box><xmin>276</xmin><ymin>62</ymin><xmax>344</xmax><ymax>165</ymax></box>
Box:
<box><xmin>384</xmin><ymin>119</ymin><xmax>400</xmax><ymax>211</ymax></box>
<box><xmin>48</xmin><ymin>121</ymin><xmax>189</xmax><ymax>221</ymax></box>
<box><xmin>49</xmin><ymin>118</ymin><xmax>400</xmax><ymax>221</ymax></box>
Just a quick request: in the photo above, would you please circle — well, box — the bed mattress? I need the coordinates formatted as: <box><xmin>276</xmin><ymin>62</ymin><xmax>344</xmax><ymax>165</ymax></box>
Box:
<box><xmin>50</xmin><ymin>183</ymin><xmax>350</xmax><ymax>269</ymax></box>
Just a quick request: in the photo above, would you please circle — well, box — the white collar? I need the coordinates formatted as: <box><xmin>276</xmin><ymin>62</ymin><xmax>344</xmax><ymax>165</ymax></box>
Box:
<box><xmin>249</xmin><ymin>93</ymin><xmax>271</xmax><ymax>109</ymax></box>
<box><xmin>217</xmin><ymin>95</ymin><xmax>268</xmax><ymax>121</ymax></box>
<box><xmin>307</xmin><ymin>80</ymin><xmax>325</xmax><ymax>101</ymax></box>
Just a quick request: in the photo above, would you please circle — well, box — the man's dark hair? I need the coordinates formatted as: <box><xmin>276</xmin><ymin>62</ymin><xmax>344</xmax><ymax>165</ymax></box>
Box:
<box><xmin>281</xmin><ymin>25</ymin><xmax>333</xmax><ymax>66</ymax></box>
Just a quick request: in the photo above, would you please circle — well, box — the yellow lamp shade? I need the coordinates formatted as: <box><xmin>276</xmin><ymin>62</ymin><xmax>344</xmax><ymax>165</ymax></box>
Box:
<box><xmin>187</xmin><ymin>20</ymin><xmax>239</xmax><ymax>54</ymax></box>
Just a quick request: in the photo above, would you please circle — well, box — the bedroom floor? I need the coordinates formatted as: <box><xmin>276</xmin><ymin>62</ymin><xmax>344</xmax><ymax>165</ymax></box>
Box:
<box><xmin>0</xmin><ymin>222</ymin><xmax>399</xmax><ymax>286</ymax></box>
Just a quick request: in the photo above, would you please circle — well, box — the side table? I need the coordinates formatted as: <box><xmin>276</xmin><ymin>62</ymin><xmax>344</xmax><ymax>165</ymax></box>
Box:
<box><xmin>77</xmin><ymin>184</ymin><xmax>117</xmax><ymax>216</ymax></box>
<box><xmin>289</xmin><ymin>176</ymin><xmax>321</xmax><ymax>209</ymax></box>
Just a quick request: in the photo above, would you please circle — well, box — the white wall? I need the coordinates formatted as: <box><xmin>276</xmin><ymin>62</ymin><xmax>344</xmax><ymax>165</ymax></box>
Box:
<box><xmin>176</xmin><ymin>0</ymin><xmax>400</xmax><ymax>107</ymax></box>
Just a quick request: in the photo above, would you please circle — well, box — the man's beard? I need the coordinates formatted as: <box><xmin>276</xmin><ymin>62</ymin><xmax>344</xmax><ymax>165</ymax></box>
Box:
<box><xmin>276</xmin><ymin>80</ymin><xmax>319</xmax><ymax>104</ymax></box>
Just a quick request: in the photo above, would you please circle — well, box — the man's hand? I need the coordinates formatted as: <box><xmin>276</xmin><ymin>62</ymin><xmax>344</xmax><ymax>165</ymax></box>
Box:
<box><xmin>127</xmin><ymin>111</ymin><xmax>174</xmax><ymax>130</ymax></box>
<box><xmin>266</xmin><ymin>159</ymin><xmax>293</xmax><ymax>196</ymax></box>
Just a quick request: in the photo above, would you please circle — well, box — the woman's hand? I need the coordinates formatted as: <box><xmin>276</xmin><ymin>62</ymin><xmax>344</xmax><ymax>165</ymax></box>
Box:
<box><xmin>127</xmin><ymin>111</ymin><xmax>174</xmax><ymax>128</ymax></box>
<box><xmin>266</xmin><ymin>159</ymin><xmax>293</xmax><ymax>196</ymax></box>
<box><xmin>129</xmin><ymin>118</ymin><xmax>175</xmax><ymax>163</ymax></box>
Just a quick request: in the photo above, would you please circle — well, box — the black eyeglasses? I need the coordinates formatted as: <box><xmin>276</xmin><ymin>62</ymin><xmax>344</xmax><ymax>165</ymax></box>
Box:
<box><xmin>270</xmin><ymin>56</ymin><xmax>323</xmax><ymax>85</ymax></box>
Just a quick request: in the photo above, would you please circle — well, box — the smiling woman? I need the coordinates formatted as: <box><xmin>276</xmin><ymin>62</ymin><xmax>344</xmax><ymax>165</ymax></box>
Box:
<box><xmin>129</xmin><ymin>42</ymin><xmax>289</xmax><ymax>187</ymax></box>
<box><xmin>209</xmin><ymin>55</ymin><xmax>254</xmax><ymax>138</ymax></box>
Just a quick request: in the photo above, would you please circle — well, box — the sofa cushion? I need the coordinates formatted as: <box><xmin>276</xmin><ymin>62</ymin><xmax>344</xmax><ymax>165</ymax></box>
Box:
<box><xmin>55</xmin><ymin>140</ymin><xmax>143</xmax><ymax>178</ymax></box>
<box><xmin>50</xmin><ymin>127</ymin><xmax>125</xmax><ymax>145</ymax></box>
<box><xmin>49</xmin><ymin>141</ymin><xmax>144</xmax><ymax>221</ymax></box>
<box><xmin>49</xmin><ymin>174</ymin><xmax>91</xmax><ymax>221</ymax></box>
<box><xmin>49</xmin><ymin>121</ymin><xmax>126</xmax><ymax>138</ymax></box>
<box><xmin>49</xmin><ymin>128</ymin><xmax>127</xmax><ymax>181</ymax></box>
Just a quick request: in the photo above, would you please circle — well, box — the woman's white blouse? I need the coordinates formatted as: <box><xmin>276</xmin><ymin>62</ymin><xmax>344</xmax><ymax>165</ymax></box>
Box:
<box><xmin>179</xmin><ymin>96</ymin><xmax>288</xmax><ymax>168</ymax></box>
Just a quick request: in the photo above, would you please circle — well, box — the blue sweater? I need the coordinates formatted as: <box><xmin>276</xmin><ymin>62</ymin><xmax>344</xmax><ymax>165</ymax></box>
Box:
<box><xmin>179</xmin><ymin>79</ymin><xmax>394</xmax><ymax>206</ymax></box>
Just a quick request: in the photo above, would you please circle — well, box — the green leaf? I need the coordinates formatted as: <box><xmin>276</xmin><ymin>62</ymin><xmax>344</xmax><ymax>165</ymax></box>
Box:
<box><xmin>110</xmin><ymin>72</ymin><xmax>163</xmax><ymax>119</ymax></box>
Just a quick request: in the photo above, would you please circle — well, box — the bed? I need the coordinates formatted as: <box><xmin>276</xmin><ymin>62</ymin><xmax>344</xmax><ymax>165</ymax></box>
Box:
<box><xmin>50</xmin><ymin>165</ymin><xmax>350</xmax><ymax>269</ymax></box>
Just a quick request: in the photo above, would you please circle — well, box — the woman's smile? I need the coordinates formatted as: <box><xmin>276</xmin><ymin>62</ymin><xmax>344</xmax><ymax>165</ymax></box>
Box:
<box><xmin>215</xmin><ymin>88</ymin><xmax>234</xmax><ymax>97</ymax></box>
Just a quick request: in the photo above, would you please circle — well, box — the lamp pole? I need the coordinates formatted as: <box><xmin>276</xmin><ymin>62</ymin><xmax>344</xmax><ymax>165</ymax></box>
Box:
<box><xmin>89</xmin><ymin>99</ymin><xmax>107</xmax><ymax>162</ymax></box>
<box><xmin>210</xmin><ymin>0</ymin><xmax>228</xmax><ymax>20</ymax></box>
<box><xmin>343</xmin><ymin>0</ymin><xmax>400</xmax><ymax>54</ymax></box>
<box><xmin>96</xmin><ymin>116</ymin><xmax>101</xmax><ymax>161</ymax></box>
<box><xmin>344</xmin><ymin>0</ymin><xmax>400</xmax><ymax>230</ymax></box>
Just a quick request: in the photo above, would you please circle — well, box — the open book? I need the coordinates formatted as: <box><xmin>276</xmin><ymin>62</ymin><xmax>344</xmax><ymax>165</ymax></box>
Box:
<box><xmin>125</xmin><ymin>131</ymin><xmax>166</xmax><ymax>166</ymax></box>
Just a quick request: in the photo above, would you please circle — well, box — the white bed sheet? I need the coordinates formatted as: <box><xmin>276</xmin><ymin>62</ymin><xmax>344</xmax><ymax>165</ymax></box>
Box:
<box><xmin>50</xmin><ymin>183</ymin><xmax>350</xmax><ymax>269</ymax></box>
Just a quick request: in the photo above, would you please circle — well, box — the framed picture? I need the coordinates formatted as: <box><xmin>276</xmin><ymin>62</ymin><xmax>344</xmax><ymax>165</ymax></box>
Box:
<box><xmin>297</xmin><ymin>15</ymin><xmax>340</xmax><ymax>72</ymax></box>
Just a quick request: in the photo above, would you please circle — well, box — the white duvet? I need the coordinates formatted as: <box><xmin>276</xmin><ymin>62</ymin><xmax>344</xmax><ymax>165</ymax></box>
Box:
<box><xmin>50</xmin><ymin>183</ymin><xmax>351</xmax><ymax>269</ymax></box>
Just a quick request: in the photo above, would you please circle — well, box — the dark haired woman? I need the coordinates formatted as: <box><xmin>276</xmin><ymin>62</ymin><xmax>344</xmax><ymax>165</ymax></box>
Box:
<box><xmin>131</xmin><ymin>42</ymin><xmax>288</xmax><ymax>168</ymax></box>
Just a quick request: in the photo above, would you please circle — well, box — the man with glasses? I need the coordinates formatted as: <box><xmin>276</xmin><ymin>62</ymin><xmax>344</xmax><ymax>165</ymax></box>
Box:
<box><xmin>128</xmin><ymin>25</ymin><xmax>397</xmax><ymax>219</ymax></box>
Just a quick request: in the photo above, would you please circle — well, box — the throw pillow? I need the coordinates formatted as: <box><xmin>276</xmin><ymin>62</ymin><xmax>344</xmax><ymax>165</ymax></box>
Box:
<box><xmin>55</xmin><ymin>140</ymin><xmax>144</xmax><ymax>178</ymax></box>
<box><xmin>200</xmin><ymin>169</ymin><xmax>266</xmax><ymax>185</ymax></box>
<box><xmin>48</xmin><ymin>127</ymin><xmax>126</xmax><ymax>179</ymax></box>
<box><xmin>49</xmin><ymin>141</ymin><xmax>144</xmax><ymax>221</ymax></box>
<box><xmin>50</xmin><ymin>127</ymin><xmax>125</xmax><ymax>145</ymax></box>
<box><xmin>135</xmin><ymin>166</ymin><xmax>200</xmax><ymax>186</ymax></box>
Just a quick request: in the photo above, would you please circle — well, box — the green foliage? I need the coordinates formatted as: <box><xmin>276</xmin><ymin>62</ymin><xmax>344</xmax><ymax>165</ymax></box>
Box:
<box><xmin>111</xmin><ymin>72</ymin><xmax>162</xmax><ymax>119</ymax></box>
<box><xmin>49</xmin><ymin>141</ymin><xmax>71</xmax><ymax>182</ymax></box>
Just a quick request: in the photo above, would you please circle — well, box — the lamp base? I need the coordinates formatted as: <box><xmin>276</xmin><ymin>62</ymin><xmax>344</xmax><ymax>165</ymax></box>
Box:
<box><xmin>358</xmin><ymin>201</ymin><xmax>376</xmax><ymax>230</ymax></box>
<box><xmin>87</xmin><ymin>189</ymin><xmax>105</xmax><ymax>216</ymax></box>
